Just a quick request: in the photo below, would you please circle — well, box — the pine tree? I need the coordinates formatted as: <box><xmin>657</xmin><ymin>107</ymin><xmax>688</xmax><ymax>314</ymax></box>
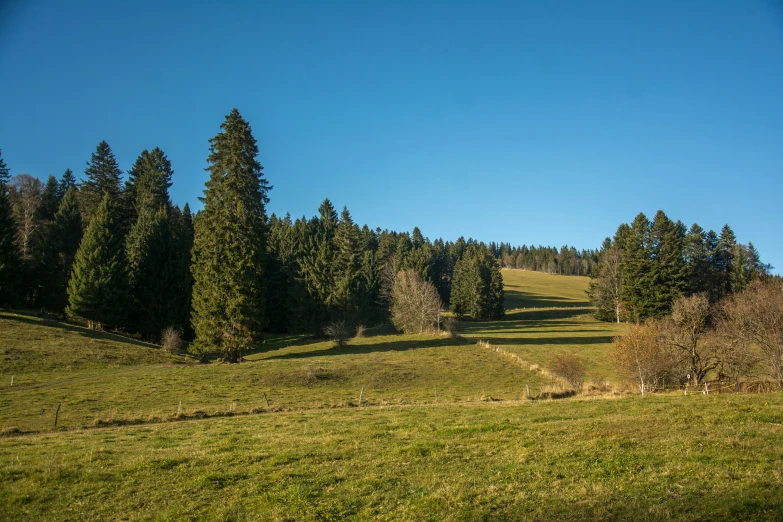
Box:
<box><xmin>620</xmin><ymin>213</ymin><xmax>652</xmax><ymax>322</ymax></box>
<box><xmin>66</xmin><ymin>193</ymin><xmax>129</xmax><ymax>329</ymax></box>
<box><xmin>80</xmin><ymin>141</ymin><xmax>123</xmax><ymax>225</ymax></box>
<box><xmin>41</xmin><ymin>188</ymin><xmax>83</xmax><ymax>312</ymax></box>
<box><xmin>126</xmin><ymin>205</ymin><xmax>173</xmax><ymax>338</ymax></box>
<box><xmin>56</xmin><ymin>168</ymin><xmax>77</xmax><ymax>200</ymax></box>
<box><xmin>0</xmin><ymin>155</ymin><xmax>19</xmax><ymax>305</ymax></box>
<box><xmin>450</xmin><ymin>244</ymin><xmax>504</xmax><ymax>320</ymax></box>
<box><xmin>190</xmin><ymin>109</ymin><xmax>270</xmax><ymax>362</ymax></box>
<box><xmin>0</xmin><ymin>149</ymin><xmax>10</xmax><ymax>185</ymax></box>
<box><xmin>39</xmin><ymin>175</ymin><xmax>60</xmax><ymax>222</ymax></box>
<box><xmin>169</xmin><ymin>204</ymin><xmax>194</xmax><ymax>337</ymax></box>
<box><xmin>332</xmin><ymin>206</ymin><xmax>362</xmax><ymax>321</ymax></box>
<box><xmin>648</xmin><ymin>211</ymin><xmax>686</xmax><ymax>317</ymax></box>
<box><xmin>299</xmin><ymin>199</ymin><xmax>338</xmax><ymax>334</ymax></box>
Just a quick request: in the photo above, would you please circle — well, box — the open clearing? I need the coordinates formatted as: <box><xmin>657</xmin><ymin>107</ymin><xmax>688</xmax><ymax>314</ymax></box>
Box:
<box><xmin>1</xmin><ymin>270</ymin><xmax>782</xmax><ymax>520</ymax></box>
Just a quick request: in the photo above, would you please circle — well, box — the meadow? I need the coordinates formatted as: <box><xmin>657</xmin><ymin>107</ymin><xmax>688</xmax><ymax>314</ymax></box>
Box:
<box><xmin>1</xmin><ymin>270</ymin><xmax>782</xmax><ymax>520</ymax></box>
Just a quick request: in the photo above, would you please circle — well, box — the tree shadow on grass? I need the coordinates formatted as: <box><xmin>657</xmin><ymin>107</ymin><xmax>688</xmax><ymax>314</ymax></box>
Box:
<box><xmin>263</xmin><ymin>336</ymin><xmax>459</xmax><ymax>360</ymax></box>
<box><xmin>475</xmin><ymin>335</ymin><xmax>615</xmax><ymax>347</ymax></box>
<box><xmin>504</xmin><ymin>289</ymin><xmax>590</xmax><ymax>309</ymax></box>
<box><xmin>0</xmin><ymin>310</ymin><xmax>161</xmax><ymax>350</ymax></box>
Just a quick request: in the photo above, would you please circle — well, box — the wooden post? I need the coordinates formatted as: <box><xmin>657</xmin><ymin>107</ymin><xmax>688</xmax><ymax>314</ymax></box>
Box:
<box><xmin>263</xmin><ymin>393</ymin><xmax>270</xmax><ymax>408</ymax></box>
<box><xmin>10</xmin><ymin>375</ymin><xmax>13</xmax><ymax>386</ymax></box>
<box><xmin>358</xmin><ymin>386</ymin><xmax>364</xmax><ymax>406</ymax></box>
<box><xmin>526</xmin><ymin>385</ymin><xmax>530</xmax><ymax>398</ymax></box>
<box><xmin>177</xmin><ymin>401</ymin><xmax>182</xmax><ymax>416</ymax></box>
<box><xmin>434</xmin><ymin>386</ymin><xmax>438</xmax><ymax>403</ymax></box>
<box><xmin>54</xmin><ymin>404</ymin><xmax>61</xmax><ymax>428</ymax></box>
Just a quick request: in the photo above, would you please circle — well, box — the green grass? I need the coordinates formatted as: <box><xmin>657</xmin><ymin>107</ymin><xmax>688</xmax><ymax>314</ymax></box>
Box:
<box><xmin>1</xmin><ymin>272</ymin><xmax>782</xmax><ymax>520</ymax></box>
<box><xmin>1</xmin><ymin>313</ymin><xmax>547</xmax><ymax>433</ymax></box>
<box><xmin>461</xmin><ymin>270</ymin><xmax>626</xmax><ymax>382</ymax></box>
<box><xmin>1</xmin><ymin>394</ymin><xmax>781</xmax><ymax>520</ymax></box>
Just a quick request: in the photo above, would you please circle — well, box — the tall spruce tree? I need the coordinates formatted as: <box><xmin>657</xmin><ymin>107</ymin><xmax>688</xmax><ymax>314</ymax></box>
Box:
<box><xmin>620</xmin><ymin>213</ymin><xmax>653</xmax><ymax>322</ymax></box>
<box><xmin>80</xmin><ymin>141</ymin><xmax>123</xmax><ymax>225</ymax></box>
<box><xmin>124</xmin><ymin>147</ymin><xmax>179</xmax><ymax>339</ymax></box>
<box><xmin>648</xmin><ymin>211</ymin><xmax>687</xmax><ymax>317</ymax></box>
<box><xmin>66</xmin><ymin>193</ymin><xmax>129</xmax><ymax>329</ymax></box>
<box><xmin>450</xmin><ymin>244</ymin><xmax>504</xmax><ymax>320</ymax></box>
<box><xmin>39</xmin><ymin>175</ymin><xmax>60</xmax><ymax>222</ymax></box>
<box><xmin>170</xmin><ymin>203</ymin><xmax>195</xmax><ymax>337</ymax></box>
<box><xmin>56</xmin><ymin>168</ymin><xmax>77</xmax><ymax>200</ymax></box>
<box><xmin>299</xmin><ymin>199</ymin><xmax>339</xmax><ymax>334</ymax></box>
<box><xmin>47</xmin><ymin>188</ymin><xmax>83</xmax><ymax>312</ymax></box>
<box><xmin>190</xmin><ymin>109</ymin><xmax>270</xmax><ymax>362</ymax></box>
<box><xmin>0</xmin><ymin>151</ymin><xmax>19</xmax><ymax>305</ymax></box>
<box><xmin>332</xmin><ymin>206</ymin><xmax>363</xmax><ymax>321</ymax></box>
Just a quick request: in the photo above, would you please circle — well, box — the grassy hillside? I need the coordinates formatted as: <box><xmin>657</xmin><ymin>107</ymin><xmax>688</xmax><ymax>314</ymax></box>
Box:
<box><xmin>461</xmin><ymin>270</ymin><xmax>625</xmax><ymax>382</ymax></box>
<box><xmin>1</xmin><ymin>272</ymin><xmax>781</xmax><ymax>520</ymax></box>
<box><xmin>0</xmin><ymin>313</ymin><xmax>548</xmax><ymax>433</ymax></box>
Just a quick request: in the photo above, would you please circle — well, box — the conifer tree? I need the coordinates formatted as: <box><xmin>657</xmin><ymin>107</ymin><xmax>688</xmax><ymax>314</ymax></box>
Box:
<box><xmin>620</xmin><ymin>213</ymin><xmax>652</xmax><ymax>322</ymax></box>
<box><xmin>170</xmin><ymin>203</ymin><xmax>195</xmax><ymax>337</ymax></box>
<box><xmin>332</xmin><ymin>206</ymin><xmax>362</xmax><ymax>320</ymax></box>
<box><xmin>0</xmin><ymin>151</ymin><xmax>19</xmax><ymax>305</ymax></box>
<box><xmin>450</xmin><ymin>244</ymin><xmax>504</xmax><ymax>320</ymax></box>
<box><xmin>56</xmin><ymin>168</ymin><xmax>77</xmax><ymax>200</ymax></box>
<box><xmin>41</xmin><ymin>188</ymin><xmax>83</xmax><ymax>312</ymax></box>
<box><xmin>648</xmin><ymin>211</ymin><xmax>687</xmax><ymax>317</ymax></box>
<box><xmin>80</xmin><ymin>141</ymin><xmax>123</xmax><ymax>224</ymax></box>
<box><xmin>299</xmin><ymin>199</ymin><xmax>338</xmax><ymax>334</ymax></box>
<box><xmin>66</xmin><ymin>193</ymin><xmax>129</xmax><ymax>329</ymax></box>
<box><xmin>190</xmin><ymin>109</ymin><xmax>270</xmax><ymax>362</ymax></box>
<box><xmin>39</xmin><ymin>175</ymin><xmax>60</xmax><ymax>221</ymax></box>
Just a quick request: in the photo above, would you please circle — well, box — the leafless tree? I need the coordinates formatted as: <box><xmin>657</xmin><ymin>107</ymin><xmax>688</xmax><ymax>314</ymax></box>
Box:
<box><xmin>659</xmin><ymin>293</ymin><xmax>718</xmax><ymax>385</ymax></box>
<box><xmin>612</xmin><ymin>321</ymin><xmax>674</xmax><ymax>395</ymax></box>
<box><xmin>719</xmin><ymin>279</ymin><xmax>783</xmax><ymax>387</ymax></box>
<box><xmin>550</xmin><ymin>353</ymin><xmax>586</xmax><ymax>391</ymax></box>
<box><xmin>391</xmin><ymin>269</ymin><xmax>442</xmax><ymax>334</ymax></box>
<box><xmin>587</xmin><ymin>243</ymin><xmax>623</xmax><ymax>323</ymax></box>
<box><xmin>9</xmin><ymin>174</ymin><xmax>42</xmax><ymax>260</ymax></box>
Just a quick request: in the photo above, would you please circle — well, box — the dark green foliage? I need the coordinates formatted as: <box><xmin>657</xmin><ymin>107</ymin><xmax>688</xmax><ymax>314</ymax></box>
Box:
<box><xmin>332</xmin><ymin>207</ymin><xmax>363</xmax><ymax>320</ymax></box>
<box><xmin>647</xmin><ymin>211</ymin><xmax>687</xmax><ymax>317</ymax></box>
<box><xmin>0</xmin><ymin>149</ymin><xmax>9</xmax><ymax>185</ymax></box>
<box><xmin>80</xmin><ymin>141</ymin><xmax>123</xmax><ymax>225</ymax></box>
<box><xmin>589</xmin><ymin>211</ymin><xmax>768</xmax><ymax>323</ymax></box>
<box><xmin>0</xmin><ymin>175</ymin><xmax>19</xmax><ymax>305</ymax></box>
<box><xmin>56</xmin><ymin>168</ymin><xmax>76</xmax><ymax>200</ymax></box>
<box><xmin>298</xmin><ymin>199</ymin><xmax>339</xmax><ymax>334</ymax></box>
<box><xmin>190</xmin><ymin>109</ymin><xmax>269</xmax><ymax>362</ymax></box>
<box><xmin>451</xmin><ymin>245</ymin><xmax>504</xmax><ymax>320</ymax></box>
<box><xmin>66</xmin><ymin>194</ymin><xmax>130</xmax><ymax>328</ymax></box>
<box><xmin>124</xmin><ymin>147</ymin><xmax>189</xmax><ymax>339</ymax></box>
<box><xmin>42</xmin><ymin>188</ymin><xmax>83</xmax><ymax>312</ymax></box>
<box><xmin>39</xmin><ymin>175</ymin><xmax>60</xmax><ymax>222</ymax></box>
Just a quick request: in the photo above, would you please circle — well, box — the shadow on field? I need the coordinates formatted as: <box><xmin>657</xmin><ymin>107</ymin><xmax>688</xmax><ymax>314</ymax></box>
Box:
<box><xmin>504</xmin><ymin>289</ymin><xmax>590</xmax><ymax>309</ymax></box>
<box><xmin>0</xmin><ymin>311</ymin><xmax>159</xmax><ymax>350</ymax></box>
<box><xmin>474</xmin><ymin>335</ymin><xmax>614</xmax><ymax>346</ymax></box>
<box><xmin>263</xmin><ymin>336</ymin><xmax>457</xmax><ymax>360</ymax></box>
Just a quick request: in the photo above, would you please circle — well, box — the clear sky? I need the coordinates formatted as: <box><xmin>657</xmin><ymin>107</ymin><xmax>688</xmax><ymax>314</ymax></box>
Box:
<box><xmin>1</xmin><ymin>1</ymin><xmax>781</xmax><ymax>271</ymax></box>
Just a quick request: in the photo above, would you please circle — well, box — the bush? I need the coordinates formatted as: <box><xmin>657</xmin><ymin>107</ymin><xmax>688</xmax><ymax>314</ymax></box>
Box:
<box><xmin>354</xmin><ymin>324</ymin><xmax>366</xmax><ymax>338</ymax></box>
<box><xmin>441</xmin><ymin>316</ymin><xmax>458</xmax><ymax>338</ymax></box>
<box><xmin>161</xmin><ymin>327</ymin><xmax>183</xmax><ymax>354</ymax></box>
<box><xmin>550</xmin><ymin>353</ymin><xmax>586</xmax><ymax>392</ymax></box>
<box><xmin>324</xmin><ymin>320</ymin><xmax>350</xmax><ymax>347</ymax></box>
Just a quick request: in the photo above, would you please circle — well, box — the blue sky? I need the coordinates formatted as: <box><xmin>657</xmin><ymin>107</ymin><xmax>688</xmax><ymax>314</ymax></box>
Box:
<box><xmin>1</xmin><ymin>1</ymin><xmax>781</xmax><ymax>271</ymax></box>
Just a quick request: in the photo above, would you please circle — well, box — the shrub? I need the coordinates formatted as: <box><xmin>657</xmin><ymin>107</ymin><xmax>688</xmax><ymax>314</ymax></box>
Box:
<box><xmin>161</xmin><ymin>327</ymin><xmax>183</xmax><ymax>354</ymax></box>
<box><xmin>354</xmin><ymin>324</ymin><xmax>366</xmax><ymax>338</ymax></box>
<box><xmin>550</xmin><ymin>353</ymin><xmax>586</xmax><ymax>392</ymax></box>
<box><xmin>324</xmin><ymin>320</ymin><xmax>350</xmax><ymax>347</ymax></box>
<box><xmin>441</xmin><ymin>316</ymin><xmax>458</xmax><ymax>338</ymax></box>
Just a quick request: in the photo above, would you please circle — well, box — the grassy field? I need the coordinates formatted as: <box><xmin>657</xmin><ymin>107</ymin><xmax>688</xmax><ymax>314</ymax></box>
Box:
<box><xmin>1</xmin><ymin>270</ymin><xmax>782</xmax><ymax>520</ymax></box>
<box><xmin>461</xmin><ymin>270</ymin><xmax>626</xmax><ymax>382</ymax></box>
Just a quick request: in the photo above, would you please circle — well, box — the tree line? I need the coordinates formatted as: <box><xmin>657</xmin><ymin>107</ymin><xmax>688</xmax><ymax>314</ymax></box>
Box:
<box><xmin>0</xmin><ymin>109</ymin><xmax>504</xmax><ymax>361</ymax></box>
<box><xmin>490</xmin><ymin>243</ymin><xmax>598</xmax><ymax>276</ymax></box>
<box><xmin>587</xmin><ymin>210</ymin><xmax>770</xmax><ymax>323</ymax></box>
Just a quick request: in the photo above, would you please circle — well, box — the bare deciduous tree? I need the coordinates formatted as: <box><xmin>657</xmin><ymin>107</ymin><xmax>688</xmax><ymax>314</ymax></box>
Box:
<box><xmin>9</xmin><ymin>174</ymin><xmax>42</xmax><ymax>260</ymax></box>
<box><xmin>391</xmin><ymin>269</ymin><xmax>441</xmax><ymax>334</ymax></box>
<box><xmin>660</xmin><ymin>293</ymin><xmax>717</xmax><ymax>385</ymax></box>
<box><xmin>612</xmin><ymin>321</ymin><xmax>674</xmax><ymax>395</ymax></box>
<box><xmin>550</xmin><ymin>353</ymin><xmax>586</xmax><ymax>391</ymax></box>
<box><xmin>719</xmin><ymin>279</ymin><xmax>783</xmax><ymax>387</ymax></box>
